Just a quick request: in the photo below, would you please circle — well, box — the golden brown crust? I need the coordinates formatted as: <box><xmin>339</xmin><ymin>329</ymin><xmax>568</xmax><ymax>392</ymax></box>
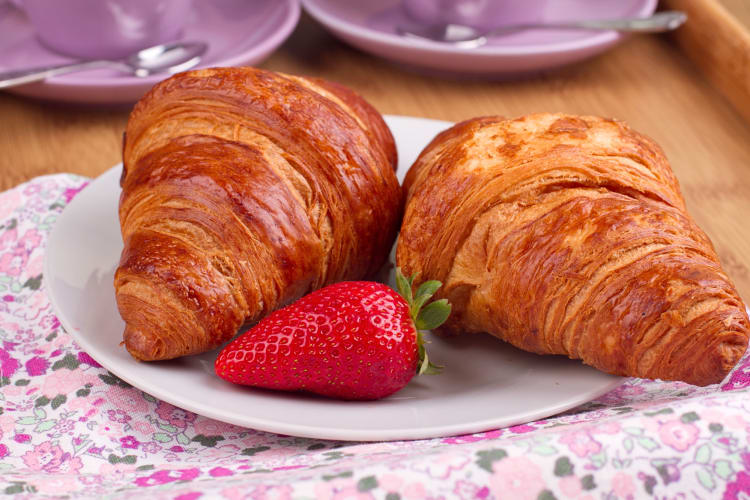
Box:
<box><xmin>116</xmin><ymin>67</ymin><xmax>401</xmax><ymax>360</ymax></box>
<box><xmin>397</xmin><ymin>113</ymin><xmax>749</xmax><ymax>386</ymax></box>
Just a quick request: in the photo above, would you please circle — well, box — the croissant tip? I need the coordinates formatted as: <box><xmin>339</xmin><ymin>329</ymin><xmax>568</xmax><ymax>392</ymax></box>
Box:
<box><xmin>123</xmin><ymin>325</ymin><xmax>165</xmax><ymax>362</ymax></box>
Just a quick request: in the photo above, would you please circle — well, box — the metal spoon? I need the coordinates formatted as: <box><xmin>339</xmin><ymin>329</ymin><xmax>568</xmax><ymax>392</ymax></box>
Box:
<box><xmin>0</xmin><ymin>40</ymin><xmax>208</xmax><ymax>89</ymax></box>
<box><xmin>397</xmin><ymin>11</ymin><xmax>687</xmax><ymax>49</ymax></box>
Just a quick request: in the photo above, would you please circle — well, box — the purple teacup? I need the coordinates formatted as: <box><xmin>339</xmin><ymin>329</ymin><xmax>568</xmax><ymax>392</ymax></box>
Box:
<box><xmin>16</xmin><ymin>0</ymin><xmax>192</xmax><ymax>60</ymax></box>
<box><xmin>402</xmin><ymin>0</ymin><xmax>546</xmax><ymax>29</ymax></box>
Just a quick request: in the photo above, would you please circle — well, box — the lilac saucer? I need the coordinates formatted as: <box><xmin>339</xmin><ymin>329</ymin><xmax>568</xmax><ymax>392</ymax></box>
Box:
<box><xmin>302</xmin><ymin>0</ymin><xmax>657</xmax><ymax>77</ymax></box>
<box><xmin>0</xmin><ymin>0</ymin><xmax>300</xmax><ymax>103</ymax></box>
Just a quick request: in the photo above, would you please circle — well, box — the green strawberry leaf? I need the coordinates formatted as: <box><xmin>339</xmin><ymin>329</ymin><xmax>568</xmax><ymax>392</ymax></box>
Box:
<box><xmin>415</xmin><ymin>280</ymin><xmax>441</xmax><ymax>299</ymax></box>
<box><xmin>412</xmin><ymin>280</ymin><xmax>442</xmax><ymax>318</ymax></box>
<box><xmin>420</xmin><ymin>359</ymin><xmax>443</xmax><ymax>375</ymax></box>
<box><xmin>394</xmin><ymin>268</ymin><xmax>415</xmax><ymax>306</ymax></box>
<box><xmin>415</xmin><ymin>299</ymin><xmax>451</xmax><ymax>331</ymax></box>
<box><xmin>416</xmin><ymin>331</ymin><xmax>443</xmax><ymax>375</ymax></box>
<box><xmin>394</xmin><ymin>269</ymin><xmax>451</xmax><ymax>377</ymax></box>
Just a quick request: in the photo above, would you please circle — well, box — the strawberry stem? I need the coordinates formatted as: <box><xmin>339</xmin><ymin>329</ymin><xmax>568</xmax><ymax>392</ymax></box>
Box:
<box><xmin>395</xmin><ymin>268</ymin><xmax>451</xmax><ymax>375</ymax></box>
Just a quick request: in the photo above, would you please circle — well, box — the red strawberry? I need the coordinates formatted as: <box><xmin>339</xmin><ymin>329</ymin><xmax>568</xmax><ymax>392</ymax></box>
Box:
<box><xmin>214</xmin><ymin>269</ymin><xmax>451</xmax><ymax>400</ymax></box>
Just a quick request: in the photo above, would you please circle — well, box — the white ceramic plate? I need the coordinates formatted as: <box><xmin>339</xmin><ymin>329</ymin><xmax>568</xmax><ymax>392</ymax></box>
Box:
<box><xmin>44</xmin><ymin>115</ymin><xmax>621</xmax><ymax>441</ymax></box>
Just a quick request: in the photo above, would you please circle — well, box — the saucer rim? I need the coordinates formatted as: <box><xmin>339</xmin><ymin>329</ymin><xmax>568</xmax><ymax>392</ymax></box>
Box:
<box><xmin>301</xmin><ymin>0</ymin><xmax>658</xmax><ymax>56</ymax></box>
<box><xmin>4</xmin><ymin>0</ymin><xmax>301</xmax><ymax>89</ymax></box>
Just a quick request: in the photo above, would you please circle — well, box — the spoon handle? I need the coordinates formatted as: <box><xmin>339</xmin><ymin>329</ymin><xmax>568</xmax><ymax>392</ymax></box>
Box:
<box><xmin>510</xmin><ymin>11</ymin><xmax>688</xmax><ymax>34</ymax></box>
<box><xmin>0</xmin><ymin>60</ymin><xmax>130</xmax><ymax>89</ymax></box>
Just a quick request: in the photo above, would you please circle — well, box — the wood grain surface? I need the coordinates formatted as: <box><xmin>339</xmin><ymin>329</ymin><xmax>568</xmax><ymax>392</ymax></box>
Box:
<box><xmin>1</xmin><ymin>14</ymin><xmax>749</xmax><ymax>303</ymax></box>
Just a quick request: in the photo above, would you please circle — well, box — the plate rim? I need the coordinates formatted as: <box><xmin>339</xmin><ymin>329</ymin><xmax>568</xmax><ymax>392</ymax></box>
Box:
<box><xmin>43</xmin><ymin>114</ymin><xmax>623</xmax><ymax>441</ymax></box>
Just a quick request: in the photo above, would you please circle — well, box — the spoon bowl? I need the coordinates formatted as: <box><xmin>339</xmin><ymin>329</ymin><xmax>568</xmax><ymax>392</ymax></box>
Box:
<box><xmin>126</xmin><ymin>41</ymin><xmax>208</xmax><ymax>77</ymax></box>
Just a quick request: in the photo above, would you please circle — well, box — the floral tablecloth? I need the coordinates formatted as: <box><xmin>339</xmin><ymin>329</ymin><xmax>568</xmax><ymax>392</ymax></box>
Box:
<box><xmin>2</xmin><ymin>174</ymin><xmax>750</xmax><ymax>499</ymax></box>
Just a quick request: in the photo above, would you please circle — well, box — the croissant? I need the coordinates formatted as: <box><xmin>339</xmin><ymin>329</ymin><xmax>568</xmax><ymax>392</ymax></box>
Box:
<box><xmin>115</xmin><ymin>67</ymin><xmax>401</xmax><ymax>361</ymax></box>
<box><xmin>397</xmin><ymin>113</ymin><xmax>749</xmax><ymax>386</ymax></box>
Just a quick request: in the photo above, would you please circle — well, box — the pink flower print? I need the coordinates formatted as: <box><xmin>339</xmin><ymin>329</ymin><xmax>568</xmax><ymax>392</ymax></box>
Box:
<box><xmin>592</xmin><ymin>421</ymin><xmax>621</xmax><ymax>435</ymax></box>
<box><xmin>725</xmin><ymin>471</ymin><xmax>750</xmax><ymax>499</ymax></box>
<box><xmin>132</xmin><ymin>420</ymin><xmax>156</xmax><ymax>435</ymax></box>
<box><xmin>607</xmin><ymin>383</ymin><xmax>646</xmax><ymax>401</ymax></box>
<box><xmin>155</xmin><ymin>401</ymin><xmax>196</xmax><ymax>430</ymax></box>
<box><xmin>68</xmin><ymin>394</ymin><xmax>96</xmax><ymax>412</ymax></box>
<box><xmin>332</xmin><ymin>487</ymin><xmax>374</xmax><ymax>500</ymax></box>
<box><xmin>120</xmin><ymin>436</ymin><xmax>140</xmax><ymax>449</ymax></box>
<box><xmin>28</xmin><ymin>474</ymin><xmax>80</xmax><ymax>496</ymax></box>
<box><xmin>509</xmin><ymin>424</ymin><xmax>536</xmax><ymax>434</ymax></box>
<box><xmin>98</xmin><ymin>461</ymin><xmax>137</xmax><ymax>477</ymax></box>
<box><xmin>193</xmin><ymin>417</ymin><xmax>241</xmax><ymax>436</ymax></box>
<box><xmin>220</xmin><ymin>486</ymin><xmax>251</xmax><ymax>500</ymax></box>
<box><xmin>453</xmin><ymin>480</ymin><xmax>489</xmax><ymax>499</ymax></box>
<box><xmin>209</xmin><ymin>466</ymin><xmax>233</xmax><ymax>478</ymax></box>
<box><xmin>174</xmin><ymin>493</ymin><xmax>203</xmax><ymax>500</ymax></box>
<box><xmin>0</xmin><ymin>250</ymin><xmax>24</xmax><ymax>276</ymax></box>
<box><xmin>26</xmin><ymin>255</ymin><xmax>44</xmax><ymax>278</ymax></box>
<box><xmin>23</xmin><ymin>183</ymin><xmax>41</xmax><ymax>196</ymax></box>
<box><xmin>57</xmin><ymin>454</ymin><xmax>83</xmax><ymax>475</ymax></box>
<box><xmin>347</xmin><ymin>442</ymin><xmax>394</xmax><ymax>455</ymax></box>
<box><xmin>63</xmin><ymin>182</ymin><xmax>89</xmax><ymax>204</ymax></box>
<box><xmin>41</xmin><ymin>368</ymin><xmax>97</xmax><ymax>398</ymax></box>
<box><xmin>134</xmin><ymin>468</ymin><xmax>200</xmax><ymax>487</ymax></box>
<box><xmin>611</xmin><ymin>472</ymin><xmax>636</xmax><ymax>499</ymax></box>
<box><xmin>0</xmin><ymin>227</ymin><xmax>17</xmax><ymax>251</ymax></box>
<box><xmin>39</xmin><ymin>314</ymin><xmax>60</xmax><ymax>330</ymax></box>
<box><xmin>379</xmin><ymin>474</ymin><xmax>403</xmax><ymax>494</ymax></box>
<box><xmin>443</xmin><ymin>430</ymin><xmax>503</xmax><ymax>444</ymax></box>
<box><xmin>0</xmin><ymin>228</ymin><xmax>41</xmax><ymax>277</ymax></box>
<box><xmin>77</xmin><ymin>351</ymin><xmax>101</xmax><ymax>367</ymax></box>
<box><xmin>15</xmin><ymin>434</ymin><xmax>31</xmax><ymax>443</ymax></box>
<box><xmin>14</xmin><ymin>328</ymin><xmax>36</xmax><ymax>343</ymax></box>
<box><xmin>107</xmin><ymin>409</ymin><xmax>132</xmax><ymax>423</ymax></box>
<box><xmin>24</xmin><ymin>356</ymin><xmax>48</xmax><ymax>376</ymax></box>
<box><xmin>723</xmin><ymin>362</ymin><xmax>750</xmax><ymax>391</ymax></box>
<box><xmin>558</xmin><ymin>476</ymin><xmax>581</xmax><ymax>497</ymax></box>
<box><xmin>97</xmin><ymin>421</ymin><xmax>124</xmax><ymax>437</ymax></box>
<box><xmin>559</xmin><ymin>431</ymin><xmax>602</xmax><ymax>458</ymax></box>
<box><xmin>55</xmin><ymin>419</ymin><xmax>75</xmax><ymax>434</ymax></box>
<box><xmin>244</xmin><ymin>484</ymin><xmax>293</xmax><ymax>500</ymax></box>
<box><xmin>0</xmin><ymin>347</ymin><xmax>20</xmax><ymax>378</ymax></box>
<box><xmin>314</xmin><ymin>478</ymin><xmax>364</xmax><ymax>500</ymax></box>
<box><xmin>3</xmin><ymin>384</ymin><xmax>23</xmax><ymax>397</ymax></box>
<box><xmin>200</xmin><ymin>444</ymin><xmax>242</xmax><ymax>462</ymax></box>
<box><xmin>87</xmin><ymin>446</ymin><xmax>104</xmax><ymax>455</ymax></box>
<box><xmin>0</xmin><ymin>414</ymin><xmax>16</xmax><ymax>434</ymax></box>
<box><xmin>377</xmin><ymin>474</ymin><xmax>430</xmax><ymax>500</ymax></box>
<box><xmin>0</xmin><ymin>444</ymin><xmax>8</xmax><ymax>458</ymax></box>
<box><xmin>659</xmin><ymin>419</ymin><xmax>698</xmax><ymax>452</ymax></box>
<box><xmin>18</xmin><ymin>228</ymin><xmax>41</xmax><ymax>253</ymax></box>
<box><xmin>21</xmin><ymin>441</ymin><xmax>65</xmax><ymax>472</ymax></box>
<box><xmin>658</xmin><ymin>463</ymin><xmax>681</xmax><ymax>484</ymax></box>
<box><xmin>0</xmin><ymin>190</ymin><xmax>20</xmax><ymax>220</ymax></box>
<box><xmin>489</xmin><ymin>456</ymin><xmax>546</xmax><ymax>500</ymax></box>
<box><xmin>105</xmin><ymin>385</ymin><xmax>148</xmax><ymax>414</ymax></box>
<box><xmin>141</xmin><ymin>442</ymin><xmax>162</xmax><ymax>454</ymax></box>
<box><xmin>413</xmin><ymin>452</ymin><xmax>469</xmax><ymax>479</ymax></box>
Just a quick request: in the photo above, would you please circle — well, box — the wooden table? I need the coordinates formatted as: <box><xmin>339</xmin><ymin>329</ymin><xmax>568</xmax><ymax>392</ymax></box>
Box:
<box><xmin>2</xmin><ymin>9</ymin><xmax>750</xmax><ymax>303</ymax></box>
